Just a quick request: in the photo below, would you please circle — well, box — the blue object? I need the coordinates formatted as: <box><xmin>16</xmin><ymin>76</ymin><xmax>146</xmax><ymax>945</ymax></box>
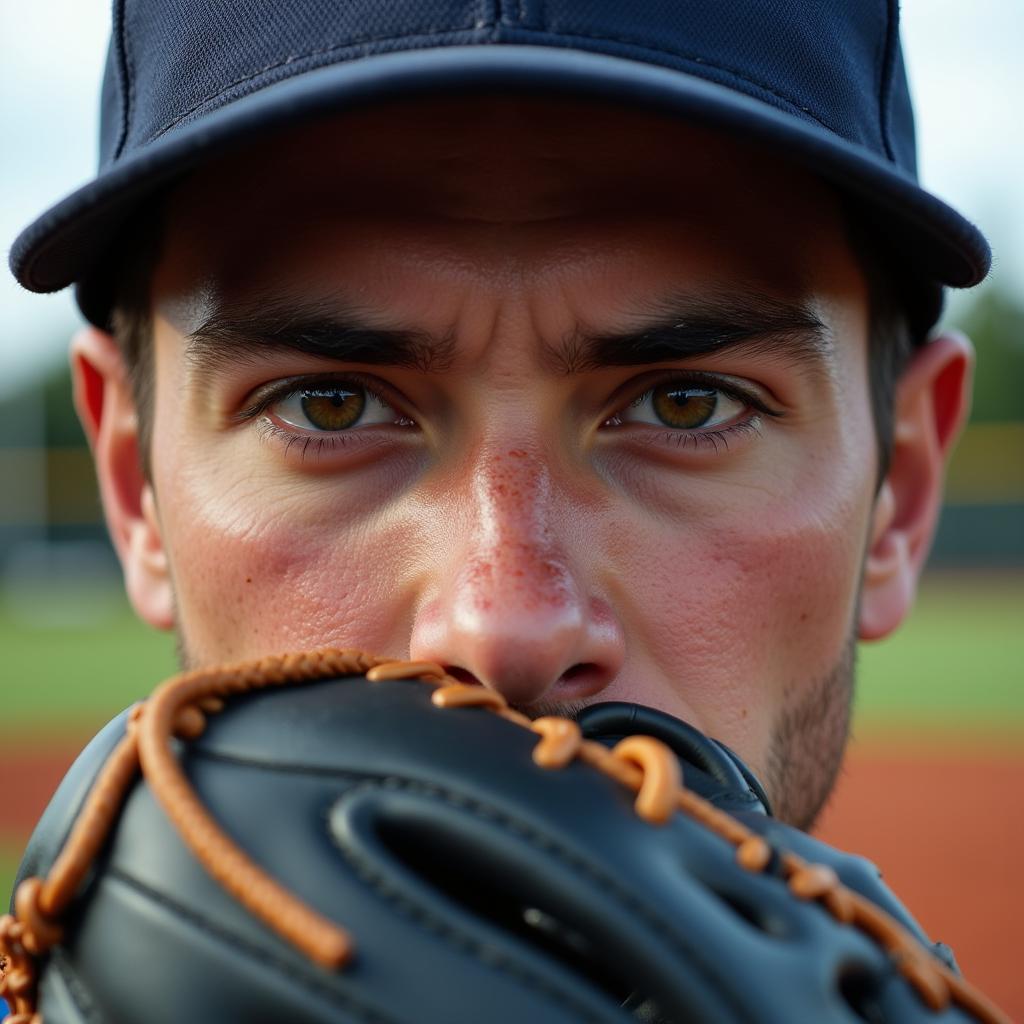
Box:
<box><xmin>10</xmin><ymin>0</ymin><xmax>990</xmax><ymax>334</ymax></box>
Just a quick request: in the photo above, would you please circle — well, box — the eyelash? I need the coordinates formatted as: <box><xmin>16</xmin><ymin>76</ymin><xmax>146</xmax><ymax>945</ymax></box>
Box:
<box><xmin>238</xmin><ymin>369</ymin><xmax>776</xmax><ymax>461</ymax></box>
<box><xmin>236</xmin><ymin>372</ymin><xmax>411</xmax><ymax>461</ymax></box>
<box><xmin>607</xmin><ymin>370</ymin><xmax>778</xmax><ymax>451</ymax></box>
<box><xmin>645</xmin><ymin>418</ymin><xmax>764</xmax><ymax>453</ymax></box>
<box><xmin>252</xmin><ymin>421</ymin><xmax>358</xmax><ymax>460</ymax></box>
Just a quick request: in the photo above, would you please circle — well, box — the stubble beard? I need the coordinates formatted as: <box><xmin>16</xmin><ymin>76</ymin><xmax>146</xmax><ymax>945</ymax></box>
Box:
<box><xmin>760</xmin><ymin>631</ymin><xmax>856</xmax><ymax>830</ymax></box>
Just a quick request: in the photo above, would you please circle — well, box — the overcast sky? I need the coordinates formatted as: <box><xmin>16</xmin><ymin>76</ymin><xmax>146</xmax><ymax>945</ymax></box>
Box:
<box><xmin>2</xmin><ymin>0</ymin><xmax>1022</xmax><ymax>401</ymax></box>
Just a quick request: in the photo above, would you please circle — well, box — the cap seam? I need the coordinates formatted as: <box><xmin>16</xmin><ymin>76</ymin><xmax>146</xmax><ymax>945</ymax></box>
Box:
<box><xmin>142</xmin><ymin>27</ymin><xmax>840</xmax><ymax>150</ymax></box>
<box><xmin>498</xmin><ymin>0</ymin><xmax>523</xmax><ymax>26</ymax></box>
<box><xmin>120</xmin><ymin>3</ymin><xmax>139</xmax><ymax>164</ymax></box>
<box><xmin>478</xmin><ymin>0</ymin><xmax>497</xmax><ymax>31</ymax></box>
<box><xmin>871</xmin><ymin>0</ymin><xmax>887</xmax><ymax>155</ymax></box>
<box><xmin>877</xmin><ymin>0</ymin><xmax>900</xmax><ymax>163</ymax></box>
<box><xmin>499</xmin><ymin>26</ymin><xmax>839</xmax><ymax>133</ymax></box>
<box><xmin>110</xmin><ymin>0</ymin><xmax>132</xmax><ymax>162</ymax></box>
<box><xmin>11</xmin><ymin>19</ymin><xmax>990</xmax><ymax>296</ymax></box>
<box><xmin>145</xmin><ymin>22</ymin><xmax>485</xmax><ymax>145</ymax></box>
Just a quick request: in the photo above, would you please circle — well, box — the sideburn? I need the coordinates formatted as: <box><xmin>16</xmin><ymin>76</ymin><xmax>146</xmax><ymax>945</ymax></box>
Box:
<box><xmin>762</xmin><ymin>632</ymin><xmax>856</xmax><ymax>830</ymax></box>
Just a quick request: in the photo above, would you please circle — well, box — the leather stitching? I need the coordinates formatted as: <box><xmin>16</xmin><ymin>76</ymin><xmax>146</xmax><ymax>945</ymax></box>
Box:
<box><xmin>104</xmin><ymin>868</ymin><xmax>399</xmax><ymax>1024</ymax></box>
<box><xmin>328</xmin><ymin>776</ymin><xmax>747</xmax><ymax>1022</ymax></box>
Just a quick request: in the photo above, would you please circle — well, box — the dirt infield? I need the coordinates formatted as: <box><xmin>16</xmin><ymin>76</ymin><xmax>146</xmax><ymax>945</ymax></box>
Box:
<box><xmin>2</xmin><ymin>737</ymin><xmax>1021</xmax><ymax>1018</ymax></box>
<box><xmin>1</xmin><ymin>742</ymin><xmax>78</xmax><ymax>836</ymax></box>
<box><xmin>814</xmin><ymin>741</ymin><xmax>1023</xmax><ymax>1020</ymax></box>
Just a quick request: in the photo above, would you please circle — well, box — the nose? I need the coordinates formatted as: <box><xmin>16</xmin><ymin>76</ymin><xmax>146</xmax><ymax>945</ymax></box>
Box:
<box><xmin>408</xmin><ymin>448</ymin><xmax>625</xmax><ymax>708</ymax></box>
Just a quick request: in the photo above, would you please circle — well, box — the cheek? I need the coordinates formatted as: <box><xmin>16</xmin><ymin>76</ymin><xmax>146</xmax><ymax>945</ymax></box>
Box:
<box><xmin>154</xmin><ymin>447</ymin><xmax>420</xmax><ymax>663</ymax></box>
<box><xmin>607</xmin><ymin>476</ymin><xmax>869</xmax><ymax>743</ymax></box>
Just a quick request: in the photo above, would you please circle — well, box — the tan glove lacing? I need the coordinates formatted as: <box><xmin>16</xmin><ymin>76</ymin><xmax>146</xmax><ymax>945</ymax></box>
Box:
<box><xmin>0</xmin><ymin>649</ymin><xmax>1010</xmax><ymax>1024</ymax></box>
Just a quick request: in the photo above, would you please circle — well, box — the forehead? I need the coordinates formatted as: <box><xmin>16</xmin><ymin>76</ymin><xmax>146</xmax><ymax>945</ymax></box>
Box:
<box><xmin>153</xmin><ymin>95</ymin><xmax>861</xmax><ymax>333</ymax></box>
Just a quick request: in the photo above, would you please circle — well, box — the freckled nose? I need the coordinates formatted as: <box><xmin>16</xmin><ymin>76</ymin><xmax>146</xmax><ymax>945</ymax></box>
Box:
<box><xmin>408</xmin><ymin>449</ymin><xmax>624</xmax><ymax>707</ymax></box>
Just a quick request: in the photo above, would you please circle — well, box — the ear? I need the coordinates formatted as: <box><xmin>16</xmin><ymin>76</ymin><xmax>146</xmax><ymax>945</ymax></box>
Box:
<box><xmin>71</xmin><ymin>327</ymin><xmax>174</xmax><ymax>630</ymax></box>
<box><xmin>858</xmin><ymin>331</ymin><xmax>973</xmax><ymax>640</ymax></box>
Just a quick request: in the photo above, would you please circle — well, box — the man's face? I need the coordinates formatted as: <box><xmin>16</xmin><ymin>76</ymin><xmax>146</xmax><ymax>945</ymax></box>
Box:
<box><xmin>142</xmin><ymin>98</ymin><xmax>877</xmax><ymax>827</ymax></box>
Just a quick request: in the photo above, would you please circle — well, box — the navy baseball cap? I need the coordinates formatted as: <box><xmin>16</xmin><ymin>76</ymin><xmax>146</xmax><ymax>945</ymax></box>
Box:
<box><xmin>9</xmin><ymin>0</ymin><xmax>991</xmax><ymax>334</ymax></box>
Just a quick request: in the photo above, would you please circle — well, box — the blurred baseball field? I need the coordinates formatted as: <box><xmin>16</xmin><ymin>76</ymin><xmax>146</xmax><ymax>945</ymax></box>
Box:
<box><xmin>1</xmin><ymin>571</ymin><xmax>1022</xmax><ymax>1015</ymax></box>
<box><xmin>3</xmin><ymin>572</ymin><xmax>1020</xmax><ymax>736</ymax></box>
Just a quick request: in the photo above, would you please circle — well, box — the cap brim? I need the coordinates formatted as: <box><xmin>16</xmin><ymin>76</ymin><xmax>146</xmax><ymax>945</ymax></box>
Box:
<box><xmin>9</xmin><ymin>45</ymin><xmax>991</xmax><ymax>327</ymax></box>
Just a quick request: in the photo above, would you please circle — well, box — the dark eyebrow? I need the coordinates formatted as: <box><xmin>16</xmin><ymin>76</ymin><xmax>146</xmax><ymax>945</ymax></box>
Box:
<box><xmin>184</xmin><ymin>296</ymin><xmax>455</xmax><ymax>376</ymax></box>
<box><xmin>184</xmin><ymin>290</ymin><xmax>830</xmax><ymax>381</ymax></box>
<box><xmin>551</xmin><ymin>291</ymin><xmax>832</xmax><ymax>374</ymax></box>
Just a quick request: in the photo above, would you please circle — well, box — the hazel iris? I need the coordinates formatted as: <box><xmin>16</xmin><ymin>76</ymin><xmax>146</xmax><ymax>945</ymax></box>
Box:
<box><xmin>300</xmin><ymin>388</ymin><xmax>365</xmax><ymax>431</ymax></box>
<box><xmin>651</xmin><ymin>385</ymin><xmax>718</xmax><ymax>428</ymax></box>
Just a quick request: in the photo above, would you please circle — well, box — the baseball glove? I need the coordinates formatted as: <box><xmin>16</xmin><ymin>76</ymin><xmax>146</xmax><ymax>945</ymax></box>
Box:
<box><xmin>0</xmin><ymin>650</ymin><xmax>1010</xmax><ymax>1024</ymax></box>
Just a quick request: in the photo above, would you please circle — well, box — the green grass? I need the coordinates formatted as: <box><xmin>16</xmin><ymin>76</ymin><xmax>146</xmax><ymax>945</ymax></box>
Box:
<box><xmin>854</xmin><ymin>573</ymin><xmax>1024</xmax><ymax>735</ymax></box>
<box><xmin>0</xmin><ymin>573</ymin><xmax>1021</xmax><ymax>741</ymax></box>
<box><xmin>0</xmin><ymin>575</ymin><xmax>1020</xmax><ymax>918</ymax></box>
<box><xmin>0</xmin><ymin>839</ymin><xmax>21</xmax><ymax>913</ymax></box>
<box><xmin>1</xmin><ymin>592</ymin><xmax>176</xmax><ymax>738</ymax></box>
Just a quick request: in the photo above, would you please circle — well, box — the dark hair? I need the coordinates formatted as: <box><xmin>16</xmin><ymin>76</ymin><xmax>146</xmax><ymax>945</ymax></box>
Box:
<box><xmin>840</xmin><ymin>203</ymin><xmax>920</xmax><ymax>485</ymax></box>
<box><xmin>108</xmin><ymin>205</ymin><xmax>917</xmax><ymax>487</ymax></box>
<box><xmin>107</xmin><ymin>214</ymin><xmax>163</xmax><ymax>481</ymax></box>
<box><xmin>864</xmin><ymin>277</ymin><xmax>916</xmax><ymax>485</ymax></box>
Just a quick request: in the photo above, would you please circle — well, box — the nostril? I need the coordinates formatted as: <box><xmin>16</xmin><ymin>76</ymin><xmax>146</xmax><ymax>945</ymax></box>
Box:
<box><xmin>559</xmin><ymin>663</ymin><xmax>594</xmax><ymax>684</ymax></box>
<box><xmin>443</xmin><ymin>666</ymin><xmax>480</xmax><ymax>685</ymax></box>
<box><xmin>445</xmin><ymin>662</ymin><xmax>599</xmax><ymax>692</ymax></box>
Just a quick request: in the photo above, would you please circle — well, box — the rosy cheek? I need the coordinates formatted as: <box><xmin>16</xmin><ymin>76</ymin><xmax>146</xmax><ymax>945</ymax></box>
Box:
<box><xmin>605</xmin><ymin>486</ymin><xmax>865</xmax><ymax>750</ymax></box>
<box><xmin>156</xmin><ymin>459</ymin><xmax>417</xmax><ymax>663</ymax></box>
<box><xmin>709</xmin><ymin>513</ymin><xmax>861</xmax><ymax>678</ymax></box>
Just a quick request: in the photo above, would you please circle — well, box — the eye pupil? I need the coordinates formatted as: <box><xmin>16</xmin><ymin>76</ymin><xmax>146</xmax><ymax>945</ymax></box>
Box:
<box><xmin>301</xmin><ymin>388</ymin><xmax>365</xmax><ymax>430</ymax></box>
<box><xmin>653</xmin><ymin>385</ymin><xmax>717</xmax><ymax>428</ymax></box>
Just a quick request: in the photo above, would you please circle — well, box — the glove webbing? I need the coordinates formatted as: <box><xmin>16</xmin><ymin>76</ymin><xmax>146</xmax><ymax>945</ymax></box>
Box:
<box><xmin>0</xmin><ymin>649</ymin><xmax>1010</xmax><ymax>1024</ymax></box>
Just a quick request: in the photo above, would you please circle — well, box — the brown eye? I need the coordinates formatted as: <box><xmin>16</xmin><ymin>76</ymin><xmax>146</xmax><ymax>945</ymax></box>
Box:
<box><xmin>611</xmin><ymin>380</ymin><xmax>746</xmax><ymax>431</ymax></box>
<box><xmin>269</xmin><ymin>382</ymin><xmax>404</xmax><ymax>432</ymax></box>
<box><xmin>301</xmin><ymin>388</ymin><xmax>365</xmax><ymax>430</ymax></box>
<box><xmin>651</xmin><ymin>385</ymin><xmax>718</xmax><ymax>429</ymax></box>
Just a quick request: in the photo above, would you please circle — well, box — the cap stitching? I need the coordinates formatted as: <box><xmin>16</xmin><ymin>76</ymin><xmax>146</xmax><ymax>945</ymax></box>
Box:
<box><xmin>145</xmin><ymin>23</ymin><xmax>483</xmax><ymax>145</ymax></box>
<box><xmin>877</xmin><ymin>0</ymin><xmax>900</xmax><ymax>163</ymax></box>
<box><xmin>142</xmin><ymin>24</ymin><xmax>839</xmax><ymax>149</ymax></box>
<box><xmin>120</xmin><ymin>3</ymin><xmax>138</xmax><ymax>163</ymax></box>
<box><xmin>497</xmin><ymin>0</ymin><xmax>520</xmax><ymax>27</ymax></box>
<box><xmin>509</xmin><ymin>26</ymin><xmax>839</xmax><ymax>132</ymax></box>
<box><xmin>110</xmin><ymin>0</ymin><xmax>132</xmax><ymax>162</ymax></box>
<box><xmin>871</xmin><ymin>0</ymin><xmax>886</xmax><ymax>153</ymax></box>
<box><xmin>477</xmin><ymin>0</ymin><xmax>496</xmax><ymax>30</ymax></box>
